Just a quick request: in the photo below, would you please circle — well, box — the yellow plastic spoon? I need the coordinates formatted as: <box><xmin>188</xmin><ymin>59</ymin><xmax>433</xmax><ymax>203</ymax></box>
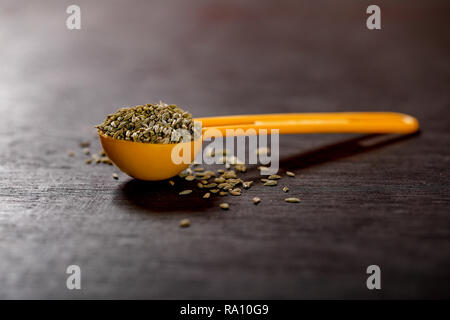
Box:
<box><xmin>98</xmin><ymin>112</ymin><xmax>419</xmax><ymax>181</ymax></box>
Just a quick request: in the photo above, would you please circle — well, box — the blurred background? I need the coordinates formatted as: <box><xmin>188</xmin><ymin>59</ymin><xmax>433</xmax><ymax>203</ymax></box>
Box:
<box><xmin>0</xmin><ymin>0</ymin><xmax>449</xmax><ymax>299</ymax></box>
<box><xmin>1</xmin><ymin>0</ymin><xmax>449</xmax><ymax>125</ymax></box>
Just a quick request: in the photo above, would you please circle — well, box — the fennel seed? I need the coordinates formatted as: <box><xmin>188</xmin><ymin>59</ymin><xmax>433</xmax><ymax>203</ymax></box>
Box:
<box><xmin>214</xmin><ymin>177</ymin><xmax>226</xmax><ymax>184</ymax></box>
<box><xmin>229</xmin><ymin>188</ymin><xmax>242</xmax><ymax>196</ymax></box>
<box><xmin>234</xmin><ymin>164</ymin><xmax>247</xmax><ymax>172</ymax></box>
<box><xmin>179</xmin><ymin>218</ymin><xmax>190</xmax><ymax>228</ymax></box>
<box><xmin>242</xmin><ymin>181</ymin><xmax>253</xmax><ymax>189</ymax></box>
<box><xmin>286</xmin><ymin>171</ymin><xmax>295</xmax><ymax>177</ymax></box>
<box><xmin>222</xmin><ymin>170</ymin><xmax>237</xmax><ymax>179</ymax></box>
<box><xmin>204</xmin><ymin>170</ymin><xmax>216</xmax><ymax>177</ymax></box>
<box><xmin>219</xmin><ymin>203</ymin><xmax>229</xmax><ymax>210</ymax></box>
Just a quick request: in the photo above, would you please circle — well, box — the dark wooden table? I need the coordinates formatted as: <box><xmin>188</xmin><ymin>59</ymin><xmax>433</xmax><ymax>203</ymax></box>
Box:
<box><xmin>0</xmin><ymin>0</ymin><xmax>448</xmax><ymax>299</ymax></box>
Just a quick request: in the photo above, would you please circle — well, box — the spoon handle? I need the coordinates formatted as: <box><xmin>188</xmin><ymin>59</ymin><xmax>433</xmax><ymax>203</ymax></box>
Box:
<box><xmin>196</xmin><ymin>112</ymin><xmax>419</xmax><ymax>136</ymax></box>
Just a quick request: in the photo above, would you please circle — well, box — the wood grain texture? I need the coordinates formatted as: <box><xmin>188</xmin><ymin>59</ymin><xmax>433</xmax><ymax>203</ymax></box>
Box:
<box><xmin>0</xmin><ymin>0</ymin><xmax>449</xmax><ymax>299</ymax></box>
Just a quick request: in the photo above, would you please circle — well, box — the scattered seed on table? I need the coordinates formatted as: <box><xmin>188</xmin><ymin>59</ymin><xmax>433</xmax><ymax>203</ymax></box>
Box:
<box><xmin>283</xmin><ymin>186</ymin><xmax>289</xmax><ymax>193</ymax></box>
<box><xmin>169</xmin><ymin>180</ymin><xmax>175</xmax><ymax>186</ymax></box>
<box><xmin>234</xmin><ymin>164</ymin><xmax>247</xmax><ymax>172</ymax></box>
<box><xmin>79</xmin><ymin>141</ymin><xmax>90</xmax><ymax>148</ymax></box>
<box><xmin>179</xmin><ymin>218</ymin><xmax>190</xmax><ymax>228</ymax></box>
<box><xmin>242</xmin><ymin>181</ymin><xmax>253</xmax><ymax>189</ymax></box>
<box><xmin>229</xmin><ymin>188</ymin><xmax>242</xmax><ymax>196</ymax></box>
<box><xmin>179</xmin><ymin>190</ymin><xmax>192</xmax><ymax>195</ymax></box>
<box><xmin>253</xmin><ymin>197</ymin><xmax>261</xmax><ymax>205</ymax></box>
<box><xmin>219</xmin><ymin>203</ymin><xmax>229</xmax><ymax>210</ymax></box>
<box><xmin>101</xmin><ymin>156</ymin><xmax>112</xmax><ymax>164</ymax></box>
<box><xmin>268</xmin><ymin>174</ymin><xmax>281</xmax><ymax>180</ymax></box>
<box><xmin>112</xmin><ymin>173</ymin><xmax>119</xmax><ymax>180</ymax></box>
<box><xmin>214</xmin><ymin>177</ymin><xmax>226</xmax><ymax>183</ymax></box>
<box><xmin>205</xmin><ymin>170</ymin><xmax>216</xmax><ymax>177</ymax></box>
<box><xmin>68</xmin><ymin>151</ymin><xmax>75</xmax><ymax>157</ymax></box>
<box><xmin>286</xmin><ymin>171</ymin><xmax>295</xmax><ymax>177</ymax></box>
<box><xmin>264</xmin><ymin>180</ymin><xmax>277</xmax><ymax>186</ymax></box>
<box><xmin>197</xmin><ymin>183</ymin><xmax>203</xmax><ymax>189</ymax></box>
<box><xmin>194</xmin><ymin>167</ymin><xmax>204</xmax><ymax>172</ymax></box>
<box><xmin>219</xmin><ymin>191</ymin><xmax>228</xmax><ymax>196</ymax></box>
<box><xmin>226</xmin><ymin>178</ymin><xmax>241</xmax><ymax>186</ymax></box>
<box><xmin>85</xmin><ymin>159</ymin><xmax>92</xmax><ymax>164</ymax></box>
<box><xmin>100</xmin><ymin>150</ymin><xmax>106</xmax><ymax>156</ymax></box>
<box><xmin>210</xmin><ymin>189</ymin><xmax>219</xmax><ymax>194</ymax></box>
<box><xmin>185</xmin><ymin>175</ymin><xmax>195</xmax><ymax>181</ymax></box>
<box><xmin>222</xmin><ymin>170</ymin><xmax>237</xmax><ymax>179</ymax></box>
<box><xmin>203</xmin><ymin>192</ymin><xmax>211</xmax><ymax>199</ymax></box>
<box><xmin>285</xmin><ymin>197</ymin><xmax>300</xmax><ymax>203</ymax></box>
<box><xmin>83</xmin><ymin>148</ymin><xmax>90</xmax><ymax>155</ymax></box>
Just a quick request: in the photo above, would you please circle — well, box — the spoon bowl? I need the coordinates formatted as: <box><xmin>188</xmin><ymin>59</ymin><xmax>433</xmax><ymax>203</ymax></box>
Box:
<box><xmin>99</xmin><ymin>131</ymin><xmax>202</xmax><ymax>181</ymax></box>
